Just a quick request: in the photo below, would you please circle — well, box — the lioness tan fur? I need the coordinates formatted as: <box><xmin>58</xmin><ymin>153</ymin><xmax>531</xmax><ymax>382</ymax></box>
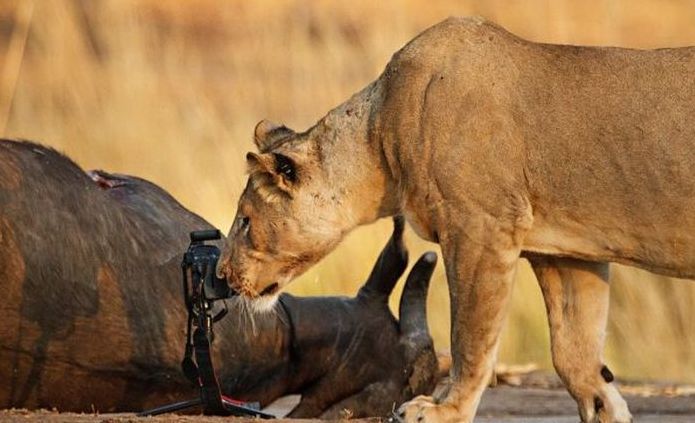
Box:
<box><xmin>218</xmin><ymin>17</ymin><xmax>695</xmax><ymax>423</ymax></box>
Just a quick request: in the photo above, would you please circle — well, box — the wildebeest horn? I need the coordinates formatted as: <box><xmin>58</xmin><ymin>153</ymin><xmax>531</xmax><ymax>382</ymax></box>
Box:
<box><xmin>398</xmin><ymin>251</ymin><xmax>438</xmax><ymax>397</ymax></box>
<box><xmin>357</xmin><ymin>215</ymin><xmax>408</xmax><ymax>301</ymax></box>
<box><xmin>399</xmin><ymin>251</ymin><xmax>437</xmax><ymax>344</ymax></box>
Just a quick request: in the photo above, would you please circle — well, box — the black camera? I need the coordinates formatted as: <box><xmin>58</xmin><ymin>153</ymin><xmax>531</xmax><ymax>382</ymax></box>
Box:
<box><xmin>139</xmin><ymin>229</ymin><xmax>273</xmax><ymax>419</ymax></box>
<box><xmin>183</xmin><ymin>229</ymin><xmax>233</xmax><ymax>302</ymax></box>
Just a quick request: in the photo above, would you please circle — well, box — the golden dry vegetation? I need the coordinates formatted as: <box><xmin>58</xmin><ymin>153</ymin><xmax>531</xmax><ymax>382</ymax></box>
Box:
<box><xmin>1</xmin><ymin>0</ymin><xmax>694</xmax><ymax>383</ymax></box>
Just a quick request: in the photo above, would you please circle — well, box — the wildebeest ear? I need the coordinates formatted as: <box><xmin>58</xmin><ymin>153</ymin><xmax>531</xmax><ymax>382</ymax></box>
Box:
<box><xmin>254</xmin><ymin>119</ymin><xmax>295</xmax><ymax>153</ymax></box>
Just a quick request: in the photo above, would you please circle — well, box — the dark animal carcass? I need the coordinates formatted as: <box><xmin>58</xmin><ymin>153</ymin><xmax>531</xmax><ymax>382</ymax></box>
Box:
<box><xmin>221</xmin><ymin>217</ymin><xmax>439</xmax><ymax>418</ymax></box>
<box><xmin>0</xmin><ymin>140</ymin><xmax>438</xmax><ymax>417</ymax></box>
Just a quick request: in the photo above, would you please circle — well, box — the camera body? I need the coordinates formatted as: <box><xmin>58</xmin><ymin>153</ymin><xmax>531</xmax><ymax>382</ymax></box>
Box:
<box><xmin>183</xmin><ymin>229</ymin><xmax>232</xmax><ymax>302</ymax></box>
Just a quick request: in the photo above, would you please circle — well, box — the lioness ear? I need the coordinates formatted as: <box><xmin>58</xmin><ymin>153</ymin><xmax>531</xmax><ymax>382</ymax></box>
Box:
<box><xmin>254</xmin><ymin>120</ymin><xmax>295</xmax><ymax>153</ymax></box>
<box><xmin>246</xmin><ymin>151</ymin><xmax>298</xmax><ymax>196</ymax></box>
<box><xmin>246</xmin><ymin>151</ymin><xmax>274</xmax><ymax>174</ymax></box>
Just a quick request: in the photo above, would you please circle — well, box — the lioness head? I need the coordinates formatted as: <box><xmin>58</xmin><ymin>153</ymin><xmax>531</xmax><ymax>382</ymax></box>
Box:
<box><xmin>217</xmin><ymin>120</ymin><xmax>350</xmax><ymax>299</ymax></box>
<box><xmin>217</xmin><ymin>111</ymin><xmax>398</xmax><ymax>301</ymax></box>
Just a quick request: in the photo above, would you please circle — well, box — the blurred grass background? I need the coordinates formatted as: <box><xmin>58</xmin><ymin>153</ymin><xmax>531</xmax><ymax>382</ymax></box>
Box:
<box><xmin>1</xmin><ymin>0</ymin><xmax>694</xmax><ymax>383</ymax></box>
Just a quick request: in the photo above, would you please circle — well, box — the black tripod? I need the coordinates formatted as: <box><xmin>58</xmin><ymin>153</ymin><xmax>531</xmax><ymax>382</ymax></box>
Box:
<box><xmin>138</xmin><ymin>229</ymin><xmax>274</xmax><ymax>419</ymax></box>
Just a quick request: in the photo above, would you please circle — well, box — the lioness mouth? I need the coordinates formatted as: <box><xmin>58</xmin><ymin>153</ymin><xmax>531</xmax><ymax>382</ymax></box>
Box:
<box><xmin>259</xmin><ymin>282</ymin><xmax>279</xmax><ymax>296</ymax></box>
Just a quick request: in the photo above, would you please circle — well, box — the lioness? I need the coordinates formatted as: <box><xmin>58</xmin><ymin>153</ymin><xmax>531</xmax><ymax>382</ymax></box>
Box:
<box><xmin>217</xmin><ymin>17</ymin><xmax>695</xmax><ymax>423</ymax></box>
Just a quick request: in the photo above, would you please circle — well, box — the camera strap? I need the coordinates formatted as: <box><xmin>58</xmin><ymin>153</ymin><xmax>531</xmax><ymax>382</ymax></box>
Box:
<box><xmin>181</xmin><ymin>313</ymin><xmax>199</xmax><ymax>384</ymax></box>
<box><xmin>181</xmin><ymin>264</ymin><xmax>199</xmax><ymax>384</ymax></box>
<box><xmin>193</xmin><ymin>326</ymin><xmax>227</xmax><ymax>414</ymax></box>
<box><xmin>179</xmin><ymin>308</ymin><xmax>227</xmax><ymax>414</ymax></box>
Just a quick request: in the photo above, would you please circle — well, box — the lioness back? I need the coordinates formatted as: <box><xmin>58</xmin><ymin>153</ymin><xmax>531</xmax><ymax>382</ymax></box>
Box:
<box><xmin>376</xmin><ymin>17</ymin><xmax>695</xmax><ymax>278</ymax></box>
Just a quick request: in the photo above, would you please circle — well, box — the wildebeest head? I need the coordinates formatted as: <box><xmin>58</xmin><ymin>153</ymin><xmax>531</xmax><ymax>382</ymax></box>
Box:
<box><xmin>216</xmin><ymin>216</ymin><xmax>439</xmax><ymax>418</ymax></box>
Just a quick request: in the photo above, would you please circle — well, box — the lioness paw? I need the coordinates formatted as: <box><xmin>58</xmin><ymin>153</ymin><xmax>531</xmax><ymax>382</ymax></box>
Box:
<box><xmin>582</xmin><ymin>385</ymin><xmax>632</xmax><ymax>423</ymax></box>
<box><xmin>390</xmin><ymin>396</ymin><xmax>465</xmax><ymax>423</ymax></box>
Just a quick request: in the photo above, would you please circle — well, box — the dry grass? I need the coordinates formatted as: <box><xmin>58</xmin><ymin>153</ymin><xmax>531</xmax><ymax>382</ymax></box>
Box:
<box><xmin>1</xmin><ymin>0</ymin><xmax>694</xmax><ymax>383</ymax></box>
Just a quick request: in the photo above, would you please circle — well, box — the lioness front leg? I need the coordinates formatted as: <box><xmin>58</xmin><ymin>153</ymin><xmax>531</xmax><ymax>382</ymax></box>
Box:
<box><xmin>529</xmin><ymin>257</ymin><xmax>632</xmax><ymax>423</ymax></box>
<box><xmin>397</xmin><ymin>219</ymin><xmax>522</xmax><ymax>422</ymax></box>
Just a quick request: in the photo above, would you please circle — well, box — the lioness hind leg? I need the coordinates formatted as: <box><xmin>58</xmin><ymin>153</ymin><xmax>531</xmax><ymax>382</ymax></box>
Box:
<box><xmin>529</xmin><ymin>257</ymin><xmax>632</xmax><ymax>423</ymax></box>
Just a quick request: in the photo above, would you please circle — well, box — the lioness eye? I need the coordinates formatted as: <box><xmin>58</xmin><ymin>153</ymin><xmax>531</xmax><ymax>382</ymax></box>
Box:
<box><xmin>273</xmin><ymin>153</ymin><xmax>297</xmax><ymax>182</ymax></box>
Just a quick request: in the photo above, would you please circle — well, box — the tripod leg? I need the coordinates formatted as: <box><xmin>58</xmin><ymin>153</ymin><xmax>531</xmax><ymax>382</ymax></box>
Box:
<box><xmin>221</xmin><ymin>397</ymin><xmax>276</xmax><ymax>419</ymax></box>
<box><xmin>137</xmin><ymin>398</ymin><xmax>203</xmax><ymax>417</ymax></box>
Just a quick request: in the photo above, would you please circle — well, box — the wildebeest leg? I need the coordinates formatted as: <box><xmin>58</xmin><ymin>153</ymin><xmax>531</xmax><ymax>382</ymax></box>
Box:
<box><xmin>397</xmin><ymin>217</ymin><xmax>524</xmax><ymax>423</ymax></box>
<box><xmin>317</xmin><ymin>382</ymin><xmax>400</xmax><ymax>419</ymax></box>
<box><xmin>285</xmin><ymin>385</ymin><xmax>334</xmax><ymax>418</ymax></box>
<box><xmin>529</xmin><ymin>257</ymin><xmax>632</xmax><ymax>423</ymax></box>
<box><xmin>288</xmin><ymin>365</ymin><xmax>392</xmax><ymax>418</ymax></box>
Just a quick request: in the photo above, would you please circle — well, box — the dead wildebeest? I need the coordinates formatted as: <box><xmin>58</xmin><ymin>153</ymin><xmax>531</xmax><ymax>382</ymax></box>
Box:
<box><xmin>0</xmin><ymin>139</ymin><xmax>439</xmax><ymax>417</ymax></box>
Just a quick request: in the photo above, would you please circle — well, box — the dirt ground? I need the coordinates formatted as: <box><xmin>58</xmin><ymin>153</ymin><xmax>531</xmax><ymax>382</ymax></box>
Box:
<box><xmin>2</xmin><ymin>374</ymin><xmax>694</xmax><ymax>423</ymax></box>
